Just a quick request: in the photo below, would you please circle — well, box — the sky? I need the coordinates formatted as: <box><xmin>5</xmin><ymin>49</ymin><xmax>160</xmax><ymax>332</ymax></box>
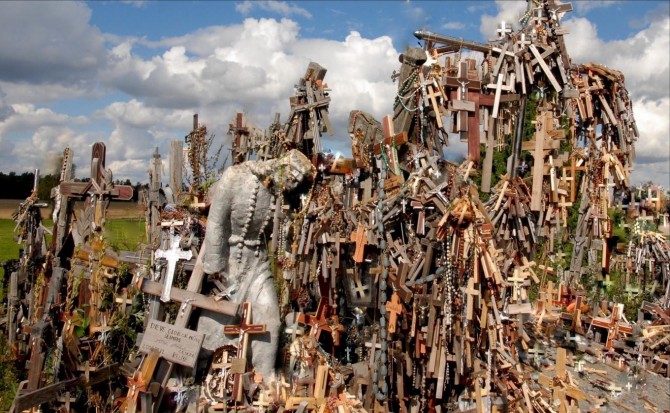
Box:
<box><xmin>0</xmin><ymin>0</ymin><xmax>668</xmax><ymax>187</ymax></box>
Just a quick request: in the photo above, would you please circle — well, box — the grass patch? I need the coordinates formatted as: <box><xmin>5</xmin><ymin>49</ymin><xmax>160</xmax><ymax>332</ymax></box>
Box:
<box><xmin>104</xmin><ymin>219</ymin><xmax>146</xmax><ymax>252</ymax></box>
<box><xmin>0</xmin><ymin>220</ymin><xmax>21</xmax><ymax>266</ymax></box>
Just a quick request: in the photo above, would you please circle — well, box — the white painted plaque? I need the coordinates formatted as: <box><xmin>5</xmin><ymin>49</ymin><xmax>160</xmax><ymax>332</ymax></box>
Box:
<box><xmin>139</xmin><ymin>319</ymin><xmax>204</xmax><ymax>368</ymax></box>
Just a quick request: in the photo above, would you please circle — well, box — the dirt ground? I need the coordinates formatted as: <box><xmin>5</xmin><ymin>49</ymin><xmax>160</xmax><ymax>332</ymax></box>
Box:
<box><xmin>0</xmin><ymin>199</ymin><xmax>144</xmax><ymax>220</ymax></box>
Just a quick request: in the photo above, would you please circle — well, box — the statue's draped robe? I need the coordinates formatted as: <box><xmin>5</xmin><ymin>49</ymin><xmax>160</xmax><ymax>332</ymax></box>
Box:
<box><xmin>198</xmin><ymin>161</ymin><xmax>279</xmax><ymax>380</ymax></box>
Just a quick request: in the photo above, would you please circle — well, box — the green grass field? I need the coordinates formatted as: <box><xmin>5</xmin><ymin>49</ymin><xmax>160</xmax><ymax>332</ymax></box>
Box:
<box><xmin>0</xmin><ymin>218</ymin><xmax>146</xmax><ymax>281</ymax></box>
<box><xmin>0</xmin><ymin>220</ymin><xmax>21</xmax><ymax>270</ymax></box>
<box><xmin>105</xmin><ymin>218</ymin><xmax>147</xmax><ymax>252</ymax></box>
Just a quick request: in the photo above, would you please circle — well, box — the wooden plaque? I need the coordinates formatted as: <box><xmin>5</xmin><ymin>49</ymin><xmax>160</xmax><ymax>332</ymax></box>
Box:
<box><xmin>138</xmin><ymin>319</ymin><xmax>204</xmax><ymax>368</ymax></box>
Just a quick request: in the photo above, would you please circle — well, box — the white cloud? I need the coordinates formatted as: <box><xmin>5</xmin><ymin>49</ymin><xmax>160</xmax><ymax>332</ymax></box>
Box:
<box><xmin>564</xmin><ymin>16</ymin><xmax>669</xmax><ymax>101</ymax></box>
<box><xmin>235</xmin><ymin>1</ymin><xmax>312</xmax><ymax>19</ymax></box>
<box><xmin>479</xmin><ymin>0</ymin><xmax>527</xmax><ymax>40</ymax></box>
<box><xmin>0</xmin><ymin>2</ymin><xmax>105</xmax><ymax>90</ymax></box>
<box><xmin>94</xmin><ymin>17</ymin><xmax>399</xmax><ymax>181</ymax></box>
<box><xmin>0</xmin><ymin>104</ymin><xmax>92</xmax><ymax>174</ymax></box>
<box><xmin>442</xmin><ymin>21</ymin><xmax>466</xmax><ymax>30</ymax></box>
<box><xmin>629</xmin><ymin>97</ymin><xmax>670</xmax><ymax>186</ymax></box>
<box><xmin>562</xmin><ymin>14</ymin><xmax>670</xmax><ymax>186</ymax></box>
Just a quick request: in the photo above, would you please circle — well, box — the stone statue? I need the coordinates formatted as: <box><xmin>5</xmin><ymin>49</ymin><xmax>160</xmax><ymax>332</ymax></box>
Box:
<box><xmin>197</xmin><ymin>149</ymin><xmax>315</xmax><ymax>381</ymax></box>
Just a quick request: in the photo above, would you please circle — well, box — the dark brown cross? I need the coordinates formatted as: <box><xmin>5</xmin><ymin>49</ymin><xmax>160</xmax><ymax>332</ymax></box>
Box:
<box><xmin>229</xmin><ymin>112</ymin><xmax>250</xmax><ymax>165</ymax></box>
<box><xmin>445</xmin><ymin>60</ymin><xmax>494</xmax><ymax>163</ymax></box>
<box><xmin>223</xmin><ymin>301</ymin><xmax>266</xmax><ymax>401</ymax></box>
<box><xmin>58</xmin><ymin>143</ymin><xmax>133</xmax><ymax>201</ymax></box>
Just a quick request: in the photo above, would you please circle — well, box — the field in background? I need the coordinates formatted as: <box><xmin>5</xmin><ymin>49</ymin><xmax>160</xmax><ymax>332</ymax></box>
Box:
<box><xmin>0</xmin><ymin>199</ymin><xmax>143</xmax><ymax>220</ymax></box>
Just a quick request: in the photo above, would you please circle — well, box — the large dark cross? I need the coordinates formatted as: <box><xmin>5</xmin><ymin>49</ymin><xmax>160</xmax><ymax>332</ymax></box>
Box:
<box><xmin>445</xmin><ymin>60</ymin><xmax>495</xmax><ymax>163</ymax></box>
<box><xmin>58</xmin><ymin>143</ymin><xmax>133</xmax><ymax>202</ymax></box>
<box><xmin>229</xmin><ymin>112</ymin><xmax>250</xmax><ymax>165</ymax></box>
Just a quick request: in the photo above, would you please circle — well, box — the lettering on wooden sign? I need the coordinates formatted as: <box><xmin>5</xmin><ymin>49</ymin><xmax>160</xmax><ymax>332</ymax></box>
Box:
<box><xmin>138</xmin><ymin>319</ymin><xmax>204</xmax><ymax>368</ymax></box>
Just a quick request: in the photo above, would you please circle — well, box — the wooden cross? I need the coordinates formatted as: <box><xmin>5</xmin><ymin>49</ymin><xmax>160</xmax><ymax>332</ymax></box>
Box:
<box><xmin>564</xmin><ymin>154</ymin><xmax>585</xmax><ymax>198</ymax></box>
<box><xmin>296</xmin><ymin>278</ymin><xmax>337</xmax><ymax>343</ymax></box>
<box><xmin>507</xmin><ymin>269</ymin><xmax>528</xmax><ymax>302</ymax></box>
<box><xmin>590</xmin><ymin>303</ymin><xmax>633</xmax><ymax>349</ymax></box>
<box><xmin>385</xmin><ymin>292</ymin><xmax>403</xmax><ymax>334</ymax></box>
<box><xmin>423</xmin><ymin>78</ymin><xmax>445</xmax><ymax>129</ymax></box>
<box><xmin>229</xmin><ymin>112</ymin><xmax>250</xmax><ymax>164</ymax></box>
<box><xmin>154</xmin><ymin>235</ymin><xmax>192</xmax><ymax>302</ymax></box>
<box><xmin>521</xmin><ymin>110</ymin><xmax>564</xmax><ymax>211</ymax></box>
<box><xmin>126</xmin><ymin>244</ymin><xmax>236</xmax><ymax>412</ymax></box>
<box><xmin>350</xmin><ymin>225</ymin><xmax>367</xmax><ymax>263</ymax></box>
<box><xmin>224</xmin><ymin>301</ymin><xmax>267</xmax><ymax>402</ymax></box>
<box><xmin>445</xmin><ymin>60</ymin><xmax>495</xmax><ymax>163</ymax></box>
<box><xmin>376</xmin><ymin>114</ymin><xmax>407</xmax><ymax>190</ymax></box>
<box><xmin>647</xmin><ymin>186</ymin><xmax>662</xmax><ymax>211</ymax></box>
<box><xmin>59</xmin><ymin>142</ymin><xmax>133</xmax><ymax>199</ymax></box>
<box><xmin>462</xmin><ymin>277</ymin><xmax>480</xmax><ymax>321</ymax></box>
<box><xmin>120</xmin><ymin>348</ymin><xmax>161</xmax><ymax>413</ymax></box>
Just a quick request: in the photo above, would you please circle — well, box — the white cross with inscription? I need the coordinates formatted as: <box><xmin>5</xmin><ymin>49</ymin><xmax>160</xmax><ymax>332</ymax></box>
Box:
<box><xmin>155</xmin><ymin>235</ymin><xmax>193</xmax><ymax>302</ymax></box>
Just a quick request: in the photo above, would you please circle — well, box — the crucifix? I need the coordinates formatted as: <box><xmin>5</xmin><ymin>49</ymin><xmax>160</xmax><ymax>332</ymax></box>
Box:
<box><xmin>223</xmin><ymin>301</ymin><xmax>267</xmax><ymax>402</ymax></box>
<box><xmin>154</xmin><ymin>235</ymin><xmax>193</xmax><ymax>302</ymax></box>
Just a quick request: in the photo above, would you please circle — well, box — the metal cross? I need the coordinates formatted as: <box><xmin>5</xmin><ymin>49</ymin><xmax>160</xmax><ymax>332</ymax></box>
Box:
<box><xmin>154</xmin><ymin>235</ymin><xmax>193</xmax><ymax>302</ymax></box>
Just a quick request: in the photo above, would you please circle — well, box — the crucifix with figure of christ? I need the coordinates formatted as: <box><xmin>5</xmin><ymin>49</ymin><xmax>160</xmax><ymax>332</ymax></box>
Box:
<box><xmin>223</xmin><ymin>301</ymin><xmax>267</xmax><ymax>402</ymax></box>
<box><xmin>153</xmin><ymin>234</ymin><xmax>192</xmax><ymax>302</ymax></box>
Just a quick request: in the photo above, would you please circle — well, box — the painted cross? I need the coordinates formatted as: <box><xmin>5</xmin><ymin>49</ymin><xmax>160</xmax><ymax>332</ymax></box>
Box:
<box><xmin>385</xmin><ymin>292</ymin><xmax>403</xmax><ymax>334</ymax></box>
<box><xmin>154</xmin><ymin>235</ymin><xmax>193</xmax><ymax>302</ymax></box>
<box><xmin>120</xmin><ymin>348</ymin><xmax>161</xmax><ymax>413</ymax></box>
<box><xmin>296</xmin><ymin>278</ymin><xmax>337</xmax><ymax>343</ymax></box>
<box><xmin>223</xmin><ymin>301</ymin><xmax>267</xmax><ymax>402</ymax></box>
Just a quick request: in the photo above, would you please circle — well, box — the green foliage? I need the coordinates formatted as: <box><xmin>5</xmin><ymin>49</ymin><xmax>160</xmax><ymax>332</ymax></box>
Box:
<box><xmin>0</xmin><ymin>333</ymin><xmax>19</xmax><ymax>410</ymax></box>
<box><xmin>0</xmin><ymin>172</ymin><xmax>35</xmax><ymax>200</ymax></box>
<box><xmin>104</xmin><ymin>219</ymin><xmax>146</xmax><ymax>252</ymax></box>
<box><xmin>38</xmin><ymin>174</ymin><xmax>60</xmax><ymax>204</ymax></box>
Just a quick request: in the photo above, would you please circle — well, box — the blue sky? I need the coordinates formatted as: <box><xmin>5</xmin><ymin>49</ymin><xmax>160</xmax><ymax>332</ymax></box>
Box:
<box><xmin>0</xmin><ymin>0</ymin><xmax>668</xmax><ymax>186</ymax></box>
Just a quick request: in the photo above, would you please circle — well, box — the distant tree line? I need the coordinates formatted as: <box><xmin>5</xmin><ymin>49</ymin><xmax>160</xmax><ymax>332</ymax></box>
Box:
<box><xmin>0</xmin><ymin>171</ymin><xmax>147</xmax><ymax>202</ymax></box>
<box><xmin>0</xmin><ymin>172</ymin><xmax>36</xmax><ymax>199</ymax></box>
